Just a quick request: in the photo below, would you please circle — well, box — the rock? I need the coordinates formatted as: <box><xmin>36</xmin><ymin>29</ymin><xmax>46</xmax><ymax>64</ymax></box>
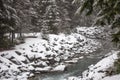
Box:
<box><xmin>65</xmin><ymin>58</ymin><xmax>78</xmax><ymax>64</ymax></box>
<box><xmin>54</xmin><ymin>57</ymin><xmax>60</xmax><ymax>62</ymax></box>
<box><xmin>29</xmin><ymin>45</ymin><xmax>33</xmax><ymax>48</ymax></box>
<box><xmin>18</xmin><ymin>66</ymin><xmax>28</xmax><ymax>72</ymax></box>
<box><xmin>24</xmin><ymin>55</ymin><xmax>31</xmax><ymax>62</ymax></box>
<box><xmin>47</xmin><ymin>58</ymin><xmax>56</xmax><ymax>65</ymax></box>
<box><xmin>67</xmin><ymin>76</ymin><xmax>81</xmax><ymax>80</ymax></box>
<box><xmin>31</xmin><ymin>50</ymin><xmax>34</xmax><ymax>52</ymax></box>
<box><xmin>0</xmin><ymin>60</ymin><xmax>2</xmax><ymax>63</ymax></box>
<box><xmin>46</xmin><ymin>47</ymin><xmax>50</xmax><ymax>51</ymax></box>
<box><xmin>40</xmin><ymin>51</ymin><xmax>43</xmax><ymax>53</ymax></box>
<box><xmin>28</xmin><ymin>73</ymin><xmax>35</xmax><ymax>78</ymax></box>
<box><xmin>32</xmin><ymin>63</ymin><xmax>45</xmax><ymax>68</ymax></box>
<box><xmin>22</xmin><ymin>59</ymin><xmax>29</xmax><ymax>64</ymax></box>
<box><xmin>1</xmin><ymin>54</ymin><xmax>5</xmax><ymax>57</ymax></box>
<box><xmin>12</xmin><ymin>71</ymin><xmax>20</xmax><ymax>76</ymax></box>
<box><xmin>15</xmin><ymin>51</ymin><xmax>22</xmax><ymax>55</ymax></box>
<box><xmin>22</xmin><ymin>48</ymin><xmax>25</xmax><ymax>50</ymax></box>
<box><xmin>9</xmin><ymin>56</ymin><xmax>15</xmax><ymax>60</ymax></box>
<box><xmin>52</xmin><ymin>65</ymin><xmax>66</xmax><ymax>71</ymax></box>
<box><xmin>10</xmin><ymin>58</ymin><xmax>21</xmax><ymax>65</ymax></box>
<box><xmin>35</xmin><ymin>66</ymin><xmax>52</xmax><ymax>73</ymax></box>
<box><xmin>28</xmin><ymin>66</ymin><xmax>35</xmax><ymax>71</ymax></box>
<box><xmin>45</xmin><ymin>54</ymin><xmax>51</xmax><ymax>58</ymax></box>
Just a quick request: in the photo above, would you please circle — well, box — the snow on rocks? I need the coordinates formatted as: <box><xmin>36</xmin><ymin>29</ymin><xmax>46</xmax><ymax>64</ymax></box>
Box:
<box><xmin>52</xmin><ymin>65</ymin><xmax>66</xmax><ymax>71</ymax></box>
<box><xmin>66</xmin><ymin>50</ymin><xmax>120</xmax><ymax>80</ymax></box>
<box><xmin>76</xmin><ymin>26</ymin><xmax>109</xmax><ymax>39</ymax></box>
<box><xmin>35</xmin><ymin>66</ymin><xmax>52</xmax><ymax>72</ymax></box>
<box><xmin>67</xmin><ymin>76</ymin><xmax>81</xmax><ymax>80</ymax></box>
<box><xmin>0</xmin><ymin>27</ymin><xmax>103</xmax><ymax>80</ymax></box>
<box><xmin>65</xmin><ymin>58</ymin><xmax>80</xmax><ymax>64</ymax></box>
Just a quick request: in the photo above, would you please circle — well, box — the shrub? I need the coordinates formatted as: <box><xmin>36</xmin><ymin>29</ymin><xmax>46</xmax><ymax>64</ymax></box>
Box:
<box><xmin>114</xmin><ymin>53</ymin><xmax>120</xmax><ymax>74</ymax></box>
<box><xmin>0</xmin><ymin>37</ymin><xmax>14</xmax><ymax>50</ymax></box>
<box><xmin>114</xmin><ymin>59</ymin><xmax>120</xmax><ymax>74</ymax></box>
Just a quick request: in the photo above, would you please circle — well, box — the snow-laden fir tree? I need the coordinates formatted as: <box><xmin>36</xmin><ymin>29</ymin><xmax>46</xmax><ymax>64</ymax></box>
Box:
<box><xmin>75</xmin><ymin>0</ymin><xmax>120</xmax><ymax>47</ymax></box>
<box><xmin>0</xmin><ymin>0</ymin><xmax>19</xmax><ymax>49</ymax></box>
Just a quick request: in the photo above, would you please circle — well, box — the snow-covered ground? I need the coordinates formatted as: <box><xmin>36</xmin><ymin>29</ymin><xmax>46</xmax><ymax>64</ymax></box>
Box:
<box><xmin>66</xmin><ymin>50</ymin><xmax>120</xmax><ymax>80</ymax></box>
<box><xmin>102</xmin><ymin>74</ymin><xmax>120</xmax><ymax>80</ymax></box>
<box><xmin>75</xmin><ymin>26</ymin><xmax>110</xmax><ymax>39</ymax></box>
<box><xmin>0</xmin><ymin>27</ymin><xmax>107</xmax><ymax>80</ymax></box>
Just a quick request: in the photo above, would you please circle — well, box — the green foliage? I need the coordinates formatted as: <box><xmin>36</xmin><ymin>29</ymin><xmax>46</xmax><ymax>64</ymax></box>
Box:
<box><xmin>0</xmin><ymin>36</ymin><xmax>25</xmax><ymax>50</ymax></box>
<box><xmin>0</xmin><ymin>0</ymin><xmax>19</xmax><ymax>49</ymax></box>
<box><xmin>114</xmin><ymin>58</ymin><xmax>120</xmax><ymax>74</ymax></box>
<box><xmin>80</xmin><ymin>0</ymin><xmax>94</xmax><ymax>15</ymax></box>
<box><xmin>0</xmin><ymin>37</ymin><xmax>14</xmax><ymax>49</ymax></box>
<box><xmin>112</xmin><ymin>31</ymin><xmax>120</xmax><ymax>47</ymax></box>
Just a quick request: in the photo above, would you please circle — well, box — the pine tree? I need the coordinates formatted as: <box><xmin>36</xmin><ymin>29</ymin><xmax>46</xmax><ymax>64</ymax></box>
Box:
<box><xmin>0</xmin><ymin>0</ymin><xmax>18</xmax><ymax>49</ymax></box>
<box><xmin>75</xmin><ymin>0</ymin><xmax>120</xmax><ymax>47</ymax></box>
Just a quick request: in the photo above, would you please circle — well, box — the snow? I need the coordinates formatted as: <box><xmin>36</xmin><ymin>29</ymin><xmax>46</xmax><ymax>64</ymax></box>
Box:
<box><xmin>66</xmin><ymin>50</ymin><xmax>120</xmax><ymax>80</ymax></box>
<box><xmin>72</xmin><ymin>0</ymin><xmax>77</xmax><ymax>4</ymax></box>
<box><xmin>35</xmin><ymin>66</ymin><xmax>52</xmax><ymax>72</ymax></box>
<box><xmin>53</xmin><ymin>65</ymin><xmax>66</xmax><ymax>71</ymax></box>
<box><xmin>82</xmin><ymin>51</ymin><xmax>118</xmax><ymax>80</ymax></box>
<box><xmin>76</xmin><ymin>26</ymin><xmax>107</xmax><ymax>39</ymax></box>
<box><xmin>102</xmin><ymin>74</ymin><xmax>120</xmax><ymax>80</ymax></box>
<box><xmin>65</xmin><ymin>58</ymin><xmax>80</xmax><ymax>64</ymax></box>
<box><xmin>0</xmin><ymin>26</ymin><xmax>106</xmax><ymax>80</ymax></box>
<box><xmin>67</xmin><ymin>76</ymin><xmax>81</xmax><ymax>80</ymax></box>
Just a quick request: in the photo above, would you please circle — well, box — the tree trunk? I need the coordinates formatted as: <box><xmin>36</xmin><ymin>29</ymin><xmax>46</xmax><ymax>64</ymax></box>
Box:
<box><xmin>11</xmin><ymin>31</ymin><xmax>15</xmax><ymax>43</ymax></box>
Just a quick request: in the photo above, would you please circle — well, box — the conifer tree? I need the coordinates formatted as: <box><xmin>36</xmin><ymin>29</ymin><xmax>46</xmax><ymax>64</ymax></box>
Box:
<box><xmin>0</xmin><ymin>0</ymin><xmax>18</xmax><ymax>48</ymax></box>
<box><xmin>75</xmin><ymin>0</ymin><xmax>120</xmax><ymax>47</ymax></box>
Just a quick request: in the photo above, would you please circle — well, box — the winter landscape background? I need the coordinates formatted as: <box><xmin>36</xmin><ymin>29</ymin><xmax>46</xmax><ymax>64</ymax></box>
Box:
<box><xmin>0</xmin><ymin>0</ymin><xmax>120</xmax><ymax>80</ymax></box>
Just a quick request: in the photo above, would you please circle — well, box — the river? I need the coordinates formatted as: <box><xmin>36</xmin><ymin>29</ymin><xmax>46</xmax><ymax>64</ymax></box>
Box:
<box><xmin>31</xmin><ymin>39</ymin><xmax>117</xmax><ymax>80</ymax></box>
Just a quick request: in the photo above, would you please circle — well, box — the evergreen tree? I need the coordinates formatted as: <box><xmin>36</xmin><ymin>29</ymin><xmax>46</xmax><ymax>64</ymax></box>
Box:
<box><xmin>37</xmin><ymin>0</ymin><xmax>73</xmax><ymax>35</ymax></box>
<box><xmin>0</xmin><ymin>0</ymin><xmax>18</xmax><ymax>49</ymax></box>
<box><xmin>75</xmin><ymin>0</ymin><xmax>120</xmax><ymax>47</ymax></box>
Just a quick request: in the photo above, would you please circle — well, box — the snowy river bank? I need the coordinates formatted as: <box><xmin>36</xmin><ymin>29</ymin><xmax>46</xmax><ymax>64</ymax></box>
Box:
<box><xmin>1</xmin><ymin>26</ymin><xmax>117</xmax><ymax>80</ymax></box>
<box><xmin>30</xmin><ymin>38</ymin><xmax>118</xmax><ymax>80</ymax></box>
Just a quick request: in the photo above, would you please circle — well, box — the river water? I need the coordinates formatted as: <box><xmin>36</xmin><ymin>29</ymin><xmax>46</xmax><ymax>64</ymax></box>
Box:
<box><xmin>33</xmin><ymin>57</ymin><xmax>99</xmax><ymax>80</ymax></box>
<box><xmin>31</xmin><ymin>39</ymin><xmax>117</xmax><ymax>80</ymax></box>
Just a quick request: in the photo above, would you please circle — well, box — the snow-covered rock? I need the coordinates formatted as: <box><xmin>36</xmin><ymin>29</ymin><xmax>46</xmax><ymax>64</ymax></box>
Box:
<box><xmin>52</xmin><ymin>65</ymin><xmax>66</xmax><ymax>71</ymax></box>
<box><xmin>35</xmin><ymin>66</ymin><xmax>52</xmax><ymax>72</ymax></box>
<box><xmin>0</xmin><ymin>26</ymin><xmax>105</xmax><ymax>80</ymax></box>
<box><xmin>76</xmin><ymin>26</ymin><xmax>109</xmax><ymax>39</ymax></box>
<box><xmin>67</xmin><ymin>76</ymin><xmax>80</xmax><ymax>80</ymax></box>
<box><xmin>65</xmin><ymin>58</ymin><xmax>79</xmax><ymax>64</ymax></box>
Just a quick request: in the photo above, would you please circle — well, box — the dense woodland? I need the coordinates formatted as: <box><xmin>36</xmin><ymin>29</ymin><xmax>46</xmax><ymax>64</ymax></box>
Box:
<box><xmin>0</xmin><ymin>0</ymin><xmax>120</xmax><ymax>80</ymax></box>
<box><xmin>0</xmin><ymin>0</ymin><xmax>120</xmax><ymax>48</ymax></box>
<box><xmin>0</xmin><ymin>0</ymin><xmax>96</xmax><ymax>49</ymax></box>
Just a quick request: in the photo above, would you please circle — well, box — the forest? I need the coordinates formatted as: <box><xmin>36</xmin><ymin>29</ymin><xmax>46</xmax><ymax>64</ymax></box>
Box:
<box><xmin>0</xmin><ymin>0</ymin><xmax>120</xmax><ymax>80</ymax></box>
<box><xmin>0</xmin><ymin>0</ymin><xmax>96</xmax><ymax>49</ymax></box>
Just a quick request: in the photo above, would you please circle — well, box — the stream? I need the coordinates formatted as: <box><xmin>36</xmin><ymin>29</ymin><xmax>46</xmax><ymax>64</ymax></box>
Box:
<box><xmin>31</xmin><ymin>39</ymin><xmax>117</xmax><ymax>80</ymax></box>
<box><xmin>33</xmin><ymin>58</ymin><xmax>99</xmax><ymax>80</ymax></box>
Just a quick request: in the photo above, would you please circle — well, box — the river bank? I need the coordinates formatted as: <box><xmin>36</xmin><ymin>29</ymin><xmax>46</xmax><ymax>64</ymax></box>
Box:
<box><xmin>0</xmin><ymin>26</ymin><xmax>110</xmax><ymax>80</ymax></box>
<box><xmin>30</xmin><ymin>36</ymin><xmax>118</xmax><ymax>80</ymax></box>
